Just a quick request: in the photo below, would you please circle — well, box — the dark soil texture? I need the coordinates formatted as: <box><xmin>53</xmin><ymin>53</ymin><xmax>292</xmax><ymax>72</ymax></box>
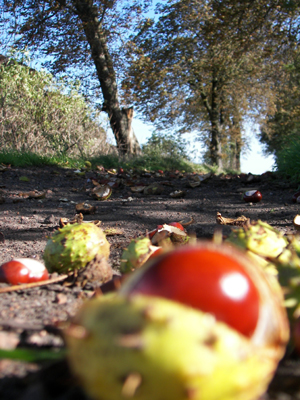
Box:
<box><xmin>0</xmin><ymin>165</ymin><xmax>299</xmax><ymax>400</ymax></box>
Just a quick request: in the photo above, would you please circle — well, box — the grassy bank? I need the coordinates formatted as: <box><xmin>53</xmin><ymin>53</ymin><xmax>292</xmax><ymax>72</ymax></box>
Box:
<box><xmin>0</xmin><ymin>150</ymin><xmax>216</xmax><ymax>174</ymax></box>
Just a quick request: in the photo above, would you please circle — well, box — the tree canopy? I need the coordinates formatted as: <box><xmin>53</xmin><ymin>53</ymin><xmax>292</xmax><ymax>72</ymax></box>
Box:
<box><xmin>260</xmin><ymin>47</ymin><xmax>300</xmax><ymax>154</ymax></box>
<box><xmin>122</xmin><ymin>0</ymin><xmax>299</xmax><ymax>168</ymax></box>
<box><xmin>1</xmin><ymin>0</ymin><xmax>299</xmax><ymax>166</ymax></box>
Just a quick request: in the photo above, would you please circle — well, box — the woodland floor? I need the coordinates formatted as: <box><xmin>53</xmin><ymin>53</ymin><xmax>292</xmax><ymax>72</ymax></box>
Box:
<box><xmin>0</xmin><ymin>165</ymin><xmax>299</xmax><ymax>400</ymax></box>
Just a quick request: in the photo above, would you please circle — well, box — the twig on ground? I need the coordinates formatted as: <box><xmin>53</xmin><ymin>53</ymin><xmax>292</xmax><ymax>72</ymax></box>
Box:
<box><xmin>0</xmin><ymin>274</ymin><xmax>68</xmax><ymax>294</ymax></box>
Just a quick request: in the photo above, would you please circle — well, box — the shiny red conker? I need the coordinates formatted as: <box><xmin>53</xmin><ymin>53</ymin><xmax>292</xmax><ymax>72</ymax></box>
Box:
<box><xmin>243</xmin><ymin>190</ymin><xmax>262</xmax><ymax>203</ymax></box>
<box><xmin>122</xmin><ymin>245</ymin><xmax>260</xmax><ymax>337</ymax></box>
<box><xmin>0</xmin><ymin>258</ymin><xmax>49</xmax><ymax>285</ymax></box>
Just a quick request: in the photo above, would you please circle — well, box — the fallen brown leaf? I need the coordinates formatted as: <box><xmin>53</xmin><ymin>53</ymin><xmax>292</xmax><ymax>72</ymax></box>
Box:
<box><xmin>216</xmin><ymin>212</ymin><xmax>250</xmax><ymax>227</ymax></box>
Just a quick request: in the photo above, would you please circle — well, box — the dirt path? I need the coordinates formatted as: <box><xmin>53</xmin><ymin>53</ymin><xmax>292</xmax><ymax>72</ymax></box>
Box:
<box><xmin>0</xmin><ymin>165</ymin><xmax>299</xmax><ymax>399</ymax></box>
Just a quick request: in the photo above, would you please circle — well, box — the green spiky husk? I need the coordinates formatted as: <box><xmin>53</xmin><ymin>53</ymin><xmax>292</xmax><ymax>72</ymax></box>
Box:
<box><xmin>120</xmin><ymin>237</ymin><xmax>152</xmax><ymax>274</ymax></box>
<box><xmin>272</xmin><ymin>240</ymin><xmax>300</xmax><ymax>320</ymax></box>
<box><xmin>226</xmin><ymin>221</ymin><xmax>300</xmax><ymax>321</ymax></box>
<box><xmin>65</xmin><ymin>294</ymin><xmax>283</xmax><ymax>400</ymax></box>
<box><xmin>43</xmin><ymin>223</ymin><xmax>110</xmax><ymax>273</ymax></box>
<box><xmin>227</xmin><ymin>220</ymin><xmax>288</xmax><ymax>259</ymax></box>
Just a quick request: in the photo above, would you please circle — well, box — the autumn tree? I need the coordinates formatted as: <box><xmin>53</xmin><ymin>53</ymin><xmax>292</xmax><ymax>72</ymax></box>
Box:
<box><xmin>1</xmin><ymin>0</ymin><xmax>151</xmax><ymax>156</ymax></box>
<box><xmin>123</xmin><ymin>0</ymin><xmax>297</xmax><ymax>168</ymax></box>
<box><xmin>260</xmin><ymin>48</ymin><xmax>300</xmax><ymax>158</ymax></box>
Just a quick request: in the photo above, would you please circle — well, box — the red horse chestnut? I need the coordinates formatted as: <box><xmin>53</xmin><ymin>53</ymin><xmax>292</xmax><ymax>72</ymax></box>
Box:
<box><xmin>121</xmin><ymin>243</ymin><xmax>288</xmax><ymax>341</ymax></box>
<box><xmin>243</xmin><ymin>190</ymin><xmax>262</xmax><ymax>203</ymax></box>
<box><xmin>148</xmin><ymin>222</ymin><xmax>184</xmax><ymax>239</ymax></box>
<box><xmin>0</xmin><ymin>258</ymin><xmax>49</xmax><ymax>285</ymax></box>
<box><xmin>292</xmin><ymin>191</ymin><xmax>300</xmax><ymax>203</ymax></box>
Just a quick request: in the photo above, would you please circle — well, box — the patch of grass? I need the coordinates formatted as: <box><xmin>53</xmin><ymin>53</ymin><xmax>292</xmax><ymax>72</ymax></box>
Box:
<box><xmin>88</xmin><ymin>154</ymin><xmax>123</xmax><ymax>170</ymax></box>
<box><xmin>222</xmin><ymin>167</ymin><xmax>241</xmax><ymax>175</ymax></box>
<box><xmin>0</xmin><ymin>151</ymin><xmax>55</xmax><ymax>167</ymax></box>
<box><xmin>46</xmin><ymin>155</ymin><xmax>86</xmax><ymax>169</ymax></box>
<box><xmin>89</xmin><ymin>154</ymin><xmax>211</xmax><ymax>173</ymax></box>
<box><xmin>0</xmin><ymin>150</ymin><xmax>86</xmax><ymax>169</ymax></box>
<box><xmin>118</xmin><ymin>154</ymin><xmax>208</xmax><ymax>173</ymax></box>
<box><xmin>0</xmin><ymin>149</ymin><xmax>215</xmax><ymax>174</ymax></box>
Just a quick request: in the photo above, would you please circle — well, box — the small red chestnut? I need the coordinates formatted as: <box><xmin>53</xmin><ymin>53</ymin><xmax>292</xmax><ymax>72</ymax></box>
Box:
<box><xmin>292</xmin><ymin>191</ymin><xmax>300</xmax><ymax>203</ymax></box>
<box><xmin>243</xmin><ymin>190</ymin><xmax>262</xmax><ymax>203</ymax></box>
<box><xmin>121</xmin><ymin>243</ymin><xmax>287</xmax><ymax>341</ymax></box>
<box><xmin>0</xmin><ymin>258</ymin><xmax>49</xmax><ymax>285</ymax></box>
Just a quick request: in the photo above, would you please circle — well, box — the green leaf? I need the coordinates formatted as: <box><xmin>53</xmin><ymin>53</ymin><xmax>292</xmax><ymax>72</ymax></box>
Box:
<box><xmin>0</xmin><ymin>348</ymin><xmax>66</xmax><ymax>362</ymax></box>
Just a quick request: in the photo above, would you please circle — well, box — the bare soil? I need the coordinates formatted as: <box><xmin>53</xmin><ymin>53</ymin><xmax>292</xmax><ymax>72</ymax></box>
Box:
<box><xmin>0</xmin><ymin>165</ymin><xmax>299</xmax><ymax>400</ymax></box>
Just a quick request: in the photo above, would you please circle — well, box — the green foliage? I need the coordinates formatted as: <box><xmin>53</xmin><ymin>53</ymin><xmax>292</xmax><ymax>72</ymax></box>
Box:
<box><xmin>0</xmin><ymin>150</ymin><xmax>88</xmax><ymax>169</ymax></box>
<box><xmin>142</xmin><ymin>132</ymin><xmax>190</xmax><ymax>160</ymax></box>
<box><xmin>123</xmin><ymin>0</ymin><xmax>296</xmax><ymax>168</ymax></box>
<box><xmin>0</xmin><ymin>53</ymin><xmax>110</xmax><ymax>158</ymax></box>
<box><xmin>2</xmin><ymin>1</ymin><xmax>151</xmax><ymax>156</ymax></box>
<box><xmin>123</xmin><ymin>154</ymin><xmax>201</xmax><ymax>173</ymax></box>
<box><xmin>0</xmin><ymin>150</ymin><xmax>53</xmax><ymax>167</ymax></box>
<box><xmin>260</xmin><ymin>50</ymin><xmax>300</xmax><ymax>158</ymax></box>
<box><xmin>259</xmin><ymin>49</ymin><xmax>300</xmax><ymax>182</ymax></box>
<box><xmin>90</xmin><ymin>132</ymin><xmax>206</xmax><ymax>172</ymax></box>
<box><xmin>91</xmin><ymin>154</ymin><xmax>207</xmax><ymax>173</ymax></box>
<box><xmin>275</xmin><ymin>136</ymin><xmax>300</xmax><ymax>182</ymax></box>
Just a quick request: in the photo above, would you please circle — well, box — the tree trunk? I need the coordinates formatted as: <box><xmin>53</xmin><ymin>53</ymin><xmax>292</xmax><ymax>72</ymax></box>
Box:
<box><xmin>235</xmin><ymin>135</ymin><xmax>241</xmax><ymax>171</ymax></box>
<box><xmin>209</xmin><ymin>76</ymin><xmax>223</xmax><ymax>169</ymax></box>
<box><xmin>72</xmin><ymin>0</ymin><xmax>141</xmax><ymax>156</ymax></box>
<box><xmin>231</xmin><ymin>115</ymin><xmax>242</xmax><ymax>171</ymax></box>
<box><xmin>210</xmin><ymin>119</ymin><xmax>222</xmax><ymax>169</ymax></box>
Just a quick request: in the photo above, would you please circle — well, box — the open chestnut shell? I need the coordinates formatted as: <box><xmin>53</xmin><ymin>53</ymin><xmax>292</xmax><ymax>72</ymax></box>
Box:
<box><xmin>65</xmin><ymin>242</ymin><xmax>289</xmax><ymax>400</ymax></box>
<box><xmin>121</xmin><ymin>243</ymin><xmax>288</xmax><ymax>348</ymax></box>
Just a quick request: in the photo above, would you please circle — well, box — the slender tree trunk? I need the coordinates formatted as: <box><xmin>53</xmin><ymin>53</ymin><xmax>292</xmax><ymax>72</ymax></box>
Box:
<box><xmin>235</xmin><ymin>135</ymin><xmax>241</xmax><ymax>171</ymax></box>
<box><xmin>72</xmin><ymin>0</ymin><xmax>141</xmax><ymax>156</ymax></box>
<box><xmin>209</xmin><ymin>76</ymin><xmax>222</xmax><ymax>169</ymax></box>
<box><xmin>198</xmin><ymin>74</ymin><xmax>223</xmax><ymax>169</ymax></box>
<box><xmin>210</xmin><ymin>118</ymin><xmax>222</xmax><ymax>168</ymax></box>
<box><xmin>231</xmin><ymin>114</ymin><xmax>242</xmax><ymax>171</ymax></box>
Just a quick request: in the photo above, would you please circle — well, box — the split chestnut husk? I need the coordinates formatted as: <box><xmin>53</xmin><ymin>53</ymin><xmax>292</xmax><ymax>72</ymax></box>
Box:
<box><xmin>65</xmin><ymin>242</ymin><xmax>288</xmax><ymax>400</ymax></box>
